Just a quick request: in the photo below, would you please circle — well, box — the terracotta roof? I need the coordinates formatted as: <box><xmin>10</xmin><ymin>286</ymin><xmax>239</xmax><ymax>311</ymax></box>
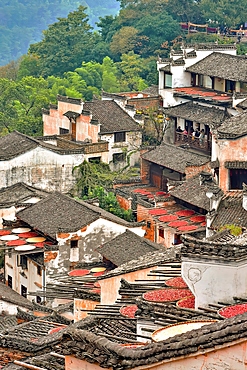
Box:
<box><xmin>186</xmin><ymin>52</ymin><xmax>247</xmax><ymax>82</ymax></box>
<box><xmin>164</xmin><ymin>102</ymin><xmax>229</xmax><ymax>129</ymax></box>
<box><xmin>211</xmin><ymin>191</ymin><xmax>247</xmax><ymax>229</ymax></box>
<box><xmin>62</xmin><ymin>312</ymin><xmax>247</xmax><ymax>369</ymax></box>
<box><xmin>83</xmin><ymin>100</ymin><xmax>141</xmax><ymax>134</ymax></box>
<box><xmin>217</xmin><ymin>111</ymin><xmax>247</xmax><ymax>138</ymax></box>
<box><xmin>16</xmin><ymin>192</ymin><xmax>100</xmax><ymax>239</ymax></box>
<box><xmin>141</xmin><ymin>143</ymin><xmax>210</xmax><ymax>173</ymax></box>
<box><xmin>0</xmin><ymin>182</ymin><xmax>49</xmax><ymax>207</ymax></box>
<box><xmin>169</xmin><ymin>175</ymin><xmax>211</xmax><ymax>211</ymax></box>
<box><xmin>0</xmin><ymin>282</ymin><xmax>33</xmax><ymax>310</ymax></box>
<box><xmin>97</xmin><ymin>230</ymin><xmax>162</xmax><ymax>266</ymax></box>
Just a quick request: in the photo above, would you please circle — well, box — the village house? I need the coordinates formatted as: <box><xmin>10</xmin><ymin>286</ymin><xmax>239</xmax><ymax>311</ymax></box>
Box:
<box><xmin>42</xmin><ymin>95</ymin><xmax>142</xmax><ymax>171</ymax></box>
<box><xmin>0</xmin><ymin>130</ymin><xmax>89</xmax><ymax>193</ymax></box>
<box><xmin>157</xmin><ymin>44</ymin><xmax>247</xmax><ymax>156</ymax></box>
<box><xmin>3</xmin><ymin>192</ymin><xmax>145</xmax><ymax>303</ymax></box>
<box><xmin>0</xmin><ymin>182</ymin><xmax>49</xmax><ymax>227</ymax></box>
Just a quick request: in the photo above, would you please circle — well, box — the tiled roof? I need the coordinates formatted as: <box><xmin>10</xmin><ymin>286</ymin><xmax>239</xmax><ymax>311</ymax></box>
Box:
<box><xmin>62</xmin><ymin>312</ymin><xmax>247</xmax><ymax>369</ymax></box>
<box><xmin>0</xmin><ymin>182</ymin><xmax>49</xmax><ymax>207</ymax></box>
<box><xmin>0</xmin><ymin>282</ymin><xmax>33</xmax><ymax>310</ymax></box>
<box><xmin>142</xmin><ymin>85</ymin><xmax>159</xmax><ymax>96</ymax></box>
<box><xmin>16</xmin><ymin>192</ymin><xmax>100</xmax><ymax>239</ymax></box>
<box><xmin>0</xmin><ymin>131</ymin><xmax>91</xmax><ymax>161</ymax></box>
<box><xmin>0</xmin><ymin>315</ymin><xmax>17</xmax><ymax>333</ymax></box>
<box><xmin>236</xmin><ymin>98</ymin><xmax>247</xmax><ymax>109</ymax></box>
<box><xmin>79</xmin><ymin>200</ymin><xmax>143</xmax><ymax>227</ymax></box>
<box><xmin>211</xmin><ymin>191</ymin><xmax>247</xmax><ymax>229</ymax></box>
<box><xmin>217</xmin><ymin>111</ymin><xmax>247</xmax><ymax>138</ymax></box>
<box><xmin>0</xmin><ymin>131</ymin><xmax>38</xmax><ymax>161</ymax></box>
<box><xmin>169</xmin><ymin>175</ymin><xmax>211</xmax><ymax>211</ymax></box>
<box><xmin>83</xmin><ymin>100</ymin><xmax>141</xmax><ymax>134</ymax></box>
<box><xmin>186</xmin><ymin>52</ymin><xmax>247</xmax><ymax>82</ymax></box>
<box><xmin>98</xmin><ymin>245</ymin><xmax>180</xmax><ymax>279</ymax></box>
<box><xmin>97</xmin><ymin>230</ymin><xmax>162</xmax><ymax>266</ymax></box>
<box><xmin>141</xmin><ymin>143</ymin><xmax>210</xmax><ymax>173</ymax></box>
<box><xmin>164</xmin><ymin>102</ymin><xmax>228</xmax><ymax>129</ymax></box>
<box><xmin>0</xmin><ymin>317</ymin><xmax>67</xmax><ymax>353</ymax></box>
<box><xmin>181</xmin><ymin>232</ymin><xmax>247</xmax><ymax>262</ymax></box>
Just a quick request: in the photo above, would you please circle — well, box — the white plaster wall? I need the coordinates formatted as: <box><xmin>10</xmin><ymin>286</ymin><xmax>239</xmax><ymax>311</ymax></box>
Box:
<box><xmin>0</xmin><ymin>146</ymin><xmax>85</xmax><ymax>192</ymax></box>
<box><xmin>5</xmin><ymin>252</ymin><xmax>43</xmax><ymax>302</ymax></box>
<box><xmin>100</xmin><ymin>131</ymin><xmax>141</xmax><ymax>168</ymax></box>
<box><xmin>0</xmin><ymin>300</ymin><xmax>28</xmax><ymax>315</ymax></box>
<box><xmin>182</xmin><ymin>259</ymin><xmax>247</xmax><ymax>308</ymax></box>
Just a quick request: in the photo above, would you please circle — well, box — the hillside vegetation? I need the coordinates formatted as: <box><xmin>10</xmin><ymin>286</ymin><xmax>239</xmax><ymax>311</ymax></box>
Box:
<box><xmin>0</xmin><ymin>0</ymin><xmax>120</xmax><ymax>66</ymax></box>
<box><xmin>0</xmin><ymin>0</ymin><xmax>247</xmax><ymax>137</ymax></box>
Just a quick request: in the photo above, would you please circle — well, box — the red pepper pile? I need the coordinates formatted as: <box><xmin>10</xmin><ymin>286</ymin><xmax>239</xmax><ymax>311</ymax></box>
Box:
<box><xmin>177</xmin><ymin>295</ymin><xmax>195</xmax><ymax>309</ymax></box>
<box><xmin>175</xmin><ymin>210</ymin><xmax>195</xmax><ymax>217</ymax></box>
<box><xmin>168</xmin><ymin>220</ymin><xmax>188</xmax><ymax>227</ymax></box>
<box><xmin>219</xmin><ymin>303</ymin><xmax>247</xmax><ymax>318</ymax></box>
<box><xmin>159</xmin><ymin>215</ymin><xmax>178</xmax><ymax>222</ymax></box>
<box><xmin>178</xmin><ymin>225</ymin><xmax>198</xmax><ymax>232</ymax></box>
<box><xmin>0</xmin><ymin>230</ymin><xmax>11</xmax><ymax>236</ymax></box>
<box><xmin>190</xmin><ymin>215</ymin><xmax>206</xmax><ymax>223</ymax></box>
<box><xmin>149</xmin><ymin>209</ymin><xmax>167</xmax><ymax>216</ymax></box>
<box><xmin>143</xmin><ymin>288</ymin><xmax>191</xmax><ymax>302</ymax></box>
<box><xmin>165</xmin><ymin>277</ymin><xmax>188</xmax><ymax>288</ymax></box>
<box><xmin>68</xmin><ymin>269</ymin><xmax>90</xmax><ymax>276</ymax></box>
<box><xmin>120</xmin><ymin>304</ymin><xmax>138</xmax><ymax>318</ymax></box>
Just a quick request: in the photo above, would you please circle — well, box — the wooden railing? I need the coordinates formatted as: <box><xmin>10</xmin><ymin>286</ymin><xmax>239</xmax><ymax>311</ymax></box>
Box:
<box><xmin>175</xmin><ymin>132</ymin><xmax>211</xmax><ymax>153</ymax></box>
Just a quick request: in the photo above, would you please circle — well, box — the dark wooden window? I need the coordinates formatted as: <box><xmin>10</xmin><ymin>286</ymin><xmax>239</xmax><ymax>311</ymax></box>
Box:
<box><xmin>59</xmin><ymin>127</ymin><xmax>69</xmax><ymax>134</ymax></box>
<box><xmin>229</xmin><ymin>169</ymin><xmax>247</xmax><ymax>189</ymax></box>
<box><xmin>159</xmin><ymin>228</ymin><xmax>164</xmax><ymax>238</ymax></box>
<box><xmin>113</xmin><ymin>152</ymin><xmax>126</xmax><ymax>163</ymax></box>
<box><xmin>21</xmin><ymin>285</ymin><xmax>27</xmax><ymax>298</ymax></box>
<box><xmin>147</xmin><ymin>221</ymin><xmax>151</xmax><ymax>229</ymax></box>
<box><xmin>20</xmin><ymin>255</ymin><xmax>28</xmax><ymax>270</ymax></box>
<box><xmin>37</xmin><ymin>296</ymin><xmax>42</xmax><ymax>303</ymax></box>
<box><xmin>8</xmin><ymin>275</ymin><xmax>12</xmax><ymax>288</ymax></box>
<box><xmin>37</xmin><ymin>265</ymin><xmax>42</xmax><ymax>276</ymax></box>
<box><xmin>70</xmin><ymin>240</ymin><xmax>78</xmax><ymax>248</ymax></box>
<box><xmin>114</xmin><ymin>132</ymin><xmax>126</xmax><ymax>143</ymax></box>
<box><xmin>89</xmin><ymin>157</ymin><xmax>101</xmax><ymax>164</ymax></box>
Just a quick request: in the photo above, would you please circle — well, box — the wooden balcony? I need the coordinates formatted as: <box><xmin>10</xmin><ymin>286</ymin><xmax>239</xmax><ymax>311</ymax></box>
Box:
<box><xmin>175</xmin><ymin>132</ymin><xmax>211</xmax><ymax>155</ymax></box>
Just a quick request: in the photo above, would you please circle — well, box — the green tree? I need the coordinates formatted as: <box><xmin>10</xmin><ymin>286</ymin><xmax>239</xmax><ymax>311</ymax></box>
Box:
<box><xmin>72</xmin><ymin>160</ymin><xmax>115</xmax><ymax>197</ymax></box>
<box><xmin>110</xmin><ymin>26</ymin><xmax>139</xmax><ymax>57</ymax></box>
<box><xmin>117</xmin><ymin>52</ymin><xmax>148</xmax><ymax>91</ymax></box>
<box><xmin>29</xmin><ymin>6</ymin><xmax>95</xmax><ymax>77</ymax></box>
<box><xmin>198</xmin><ymin>0</ymin><xmax>247</xmax><ymax>29</ymax></box>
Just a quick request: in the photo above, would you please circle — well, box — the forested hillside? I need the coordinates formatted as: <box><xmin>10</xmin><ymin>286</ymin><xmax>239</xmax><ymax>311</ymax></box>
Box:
<box><xmin>0</xmin><ymin>0</ymin><xmax>247</xmax><ymax>138</ymax></box>
<box><xmin>0</xmin><ymin>0</ymin><xmax>120</xmax><ymax>66</ymax></box>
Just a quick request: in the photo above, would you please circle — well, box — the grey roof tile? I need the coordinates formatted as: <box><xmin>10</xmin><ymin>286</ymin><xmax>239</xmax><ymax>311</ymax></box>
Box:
<box><xmin>217</xmin><ymin>110</ymin><xmax>247</xmax><ymax>138</ymax></box>
<box><xmin>97</xmin><ymin>229</ymin><xmax>162</xmax><ymax>266</ymax></box>
<box><xmin>83</xmin><ymin>100</ymin><xmax>141</xmax><ymax>134</ymax></box>
<box><xmin>0</xmin><ymin>182</ymin><xmax>49</xmax><ymax>207</ymax></box>
<box><xmin>212</xmin><ymin>191</ymin><xmax>247</xmax><ymax>229</ymax></box>
<box><xmin>164</xmin><ymin>101</ymin><xmax>229</xmax><ymax>129</ymax></box>
<box><xmin>16</xmin><ymin>192</ymin><xmax>100</xmax><ymax>239</ymax></box>
<box><xmin>141</xmin><ymin>143</ymin><xmax>210</xmax><ymax>173</ymax></box>
<box><xmin>0</xmin><ymin>282</ymin><xmax>33</xmax><ymax>310</ymax></box>
<box><xmin>186</xmin><ymin>52</ymin><xmax>247</xmax><ymax>82</ymax></box>
<box><xmin>0</xmin><ymin>131</ymin><xmax>38</xmax><ymax>161</ymax></box>
<box><xmin>169</xmin><ymin>175</ymin><xmax>211</xmax><ymax>211</ymax></box>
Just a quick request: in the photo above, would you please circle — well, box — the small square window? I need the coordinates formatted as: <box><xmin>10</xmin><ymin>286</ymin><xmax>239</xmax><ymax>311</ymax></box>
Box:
<box><xmin>159</xmin><ymin>228</ymin><xmax>164</xmax><ymax>238</ymax></box>
<box><xmin>71</xmin><ymin>240</ymin><xmax>78</xmax><ymax>248</ymax></box>
<box><xmin>114</xmin><ymin>132</ymin><xmax>126</xmax><ymax>143</ymax></box>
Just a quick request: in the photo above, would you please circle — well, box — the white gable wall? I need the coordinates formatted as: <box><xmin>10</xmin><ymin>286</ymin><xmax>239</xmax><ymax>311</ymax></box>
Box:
<box><xmin>0</xmin><ymin>147</ymin><xmax>84</xmax><ymax>192</ymax></box>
